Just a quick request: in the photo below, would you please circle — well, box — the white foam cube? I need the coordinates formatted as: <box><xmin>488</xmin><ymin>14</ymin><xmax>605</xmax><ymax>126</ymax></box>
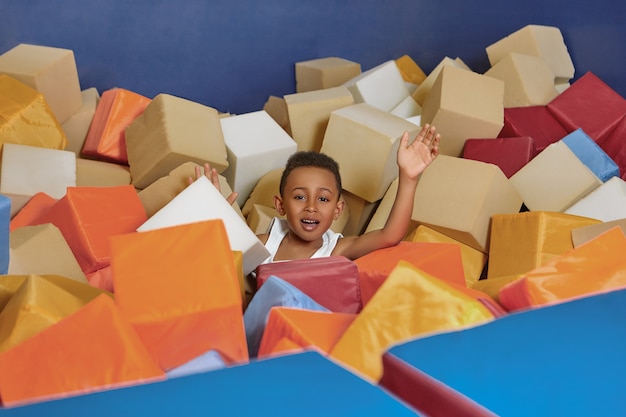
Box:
<box><xmin>342</xmin><ymin>60</ymin><xmax>410</xmax><ymax>112</ymax></box>
<box><xmin>62</xmin><ymin>88</ymin><xmax>100</xmax><ymax>154</ymax></box>
<box><xmin>564</xmin><ymin>176</ymin><xmax>626</xmax><ymax>221</ymax></box>
<box><xmin>390</xmin><ymin>95</ymin><xmax>421</xmax><ymax>118</ymax></box>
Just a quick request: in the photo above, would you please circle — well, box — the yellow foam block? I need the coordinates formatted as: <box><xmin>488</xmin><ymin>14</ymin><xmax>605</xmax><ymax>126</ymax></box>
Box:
<box><xmin>75</xmin><ymin>157</ymin><xmax>131</xmax><ymax>187</ymax></box>
<box><xmin>411</xmin><ymin>56</ymin><xmax>470</xmax><ymax>106</ymax></box>
<box><xmin>342</xmin><ymin>60</ymin><xmax>411</xmax><ymax>112</ymax></box>
<box><xmin>471</xmin><ymin>274</ymin><xmax>523</xmax><ymax>305</ymax></box>
<box><xmin>0</xmin><ymin>74</ymin><xmax>67</xmax><ymax>151</ymax></box>
<box><xmin>62</xmin><ymin>88</ymin><xmax>100</xmax><ymax>154</ymax></box>
<box><xmin>284</xmin><ymin>86</ymin><xmax>354</xmax><ymax>151</ymax></box>
<box><xmin>411</xmin><ymin>155</ymin><xmax>523</xmax><ymax>253</ymax></box>
<box><xmin>295</xmin><ymin>56</ymin><xmax>361</xmax><ymax>93</ymax></box>
<box><xmin>263</xmin><ymin>95</ymin><xmax>291</xmax><ymax>135</ymax></box>
<box><xmin>484</xmin><ymin>52</ymin><xmax>559</xmax><ymax>107</ymax></box>
<box><xmin>0</xmin><ymin>43</ymin><xmax>82</xmax><ymax>124</ymax></box>
<box><xmin>329</xmin><ymin>260</ymin><xmax>495</xmax><ymax>382</ymax></box>
<box><xmin>421</xmin><ymin>65</ymin><xmax>504</xmax><ymax>157</ymax></box>
<box><xmin>395</xmin><ymin>55</ymin><xmax>427</xmax><ymax>85</ymax></box>
<box><xmin>125</xmin><ymin>93</ymin><xmax>228</xmax><ymax>190</ymax></box>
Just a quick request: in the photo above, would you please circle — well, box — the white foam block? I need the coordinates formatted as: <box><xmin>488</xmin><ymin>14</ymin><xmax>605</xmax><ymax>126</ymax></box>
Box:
<box><xmin>343</xmin><ymin>60</ymin><xmax>410</xmax><ymax>112</ymax></box>
<box><xmin>137</xmin><ymin>176</ymin><xmax>269</xmax><ymax>276</ymax></box>
<box><xmin>565</xmin><ymin>176</ymin><xmax>626</xmax><ymax>221</ymax></box>
<box><xmin>62</xmin><ymin>88</ymin><xmax>100</xmax><ymax>154</ymax></box>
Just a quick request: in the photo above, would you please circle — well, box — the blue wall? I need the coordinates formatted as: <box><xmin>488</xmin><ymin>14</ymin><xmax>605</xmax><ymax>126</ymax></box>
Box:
<box><xmin>2</xmin><ymin>0</ymin><xmax>625</xmax><ymax>115</ymax></box>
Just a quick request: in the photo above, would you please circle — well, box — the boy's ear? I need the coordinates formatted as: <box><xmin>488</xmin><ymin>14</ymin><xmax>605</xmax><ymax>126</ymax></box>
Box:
<box><xmin>333</xmin><ymin>198</ymin><xmax>345</xmax><ymax>220</ymax></box>
<box><xmin>274</xmin><ymin>195</ymin><xmax>286</xmax><ymax>216</ymax></box>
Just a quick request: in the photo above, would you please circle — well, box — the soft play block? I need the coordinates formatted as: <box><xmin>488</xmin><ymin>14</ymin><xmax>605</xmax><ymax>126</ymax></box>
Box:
<box><xmin>342</xmin><ymin>60</ymin><xmax>410</xmax><ymax>112</ymax></box>
<box><xmin>245</xmin><ymin>204</ymin><xmax>280</xmax><ymax>234</ymax></box>
<box><xmin>31</xmin><ymin>185</ymin><xmax>148</xmax><ymax>275</ymax></box>
<box><xmin>240</xmin><ymin>167</ymin><xmax>283</xmax><ymax>217</ymax></box>
<box><xmin>411</xmin><ymin>155</ymin><xmax>523</xmax><ymax>253</ymax></box>
<box><xmin>411</xmin><ymin>56</ymin><xmax>470</xmax><ymax>106</ymax></box>
<box><xmin>62</xmin><ymin>88</ymin><xmax>100</xmax><ymax>154</ymax></box>
<box><xmin>262</xmin><ymin>95</ymin><xmax>291</xmax><ymax>135</ymax></box>
<box><xmin>255</xmin><ymin>256</ymin><xmax>363</xmax><ymax>314</ymax></box>
<box><xmin>354</xmin><ymin>241</ymin><xmax>466</xmax><ymax>306</ymax></box>
<box><xmin>471</xmin><ymin>274</ymin><xmax>523</xmax><ymax>306</ymax></box>
<box><xmin>560</xmin><ymin>128</ymin><xmax>620</xmax><ymax>181</ymax></box>
<box><xmin>257</xmin><ymin>307</ymin><xmax>356</xmax><ymax>359</ymax></box>
<box><xmin>597</xmin><ymin>113</ymin><xmax>626</xmax><ymax>181</ymax></box>
<box><xmin>9</xmin><ymin>192</ymin><xmax>56</xmax><ymax>231</ymax></box>
<box><xmin>462</xmin><ymin>136</ymin><xmax>537</xmax><ymax>178</ymax></box>
<box><xmin>166</xmin><ymin>350</ymin><xmax>226</xmax><ymax>379</ymax></box>
<box><xmin>321</xmin><ymin>103</ymin><xmax>420</xmax><ymax>203</ymax></box>
<box><xmin>81</xmin><ymin>88</ymin><xmax>150</xmax><ymax>164</ymax></box>
<box><xmin>390</xmin><ymin>95</ymin><xmax>421</xmax><ymax>118</ymax></box>
<box><xmin>125</xmin><ymin>93</ymin><xmax>228</xmax><ymax>190</ymax></box>
<box><xmin>487</xmin><ymin>211</ymin><xmax>601</xmax><ymax>279</ymax></box>
<box><xmin>0</xmin><ymin>74</ymin><xmax>67</xmax><ymax>151</ymax></box>
<box><xmin>111</xmin><ymin>220</ymin><xmax>247</xmax><ymax>370</ymax></box>
<box><xmin>9</xmin><ymin>224</ymin><xmax>87</xmax><ymax>283</ymax></box>
<box><xmin>284</xmin><ymin>86</ymin><xmax>354</xmax><ymax>152</ymax></box>
<box><xmin>0</xmin><ymin>293</ymin><xmax>164</xmax><ymax>408</ymax></box>
<box><xmin>383</xmin><ymin>287</ymin><xmax>626</xmax><ymax>417</ymax></box>
<box><xmin>564</xmin><ymin>176</ymin><xmax>626</xmax><ymax>222</ymax></box>
<box><xmin>0</xmin><ymin>43</ymin><xmax>82</xmax><ymax>124</ymax></box>
<box><xmin>486</xmin><ymin>24</ymin><xmax>575</xmax><ymax>84</ymax></box>
<box><xmin>509</xmin><ymin>140</ymin><xmax>602</xmax><ymax>212</ymax></box>
<box><xmin>395</xmin><ymin>54</ymin><xmax>427</xmax><ymax>85</ymax></box>
<box><xmin>329</xmin><ymin>260</ymin><xmax>495</xmax><ymax>382</ymax></box>
<box><xmin>421</xmin><ymin>65</ymin><xmax>505</xmax><ymax>157</ymax></box>
<box><xmin>484</xmin><ymin>52</ymin><xmax>559</xmax><ymax>107</ymax></box>
<box><xmin>295</xmin><ymin>56</ymin><xmax>362</xmax><ymax>93</ymax></box>
<box><xmin>497</xmin><ymin>105</ymin><xmax>568</xmax><ymax>152</ymax></box>
<box><xmin>220</xmin><ymin>110</ymin><xmax>297</xmax><ymax>207</ymax></box>
<box><xmin>137</xmin><ymin>176</ymin><xmax>269</xmax><ymax>276</ymax></box>
<box><xmin>571</xmin><ymin>217</ymin><xmax>626</xmax><ymax>248</ymax></box>
<box><xmin>363</xmin><ymin>177</ymin><xmax>397</xmax><ymax>233</ymax></box>
<box><xmin>340</xmin><ymin>189</ymin><xmax>378</xmax><ymax>236</ymax></box>
<box><xmin>75</xmin><ymin>158</ymin><xmax>131</xmax><ymax>187</ymax></box>
<box><xmin>0</xmin><ymin>195</ymin><xmax>8</xmax><ymax>273</ymax></box>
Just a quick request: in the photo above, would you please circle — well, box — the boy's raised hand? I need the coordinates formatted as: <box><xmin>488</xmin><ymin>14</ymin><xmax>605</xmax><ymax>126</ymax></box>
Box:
<box><xmin>397</xmin><ymin>124</ymin><xmax>440</xmax><ymax>180</ymax></box>
<box><xmin>188</xmin><ymin>162</ymin><xmax>238</xmax><ymax>205</ymax></box>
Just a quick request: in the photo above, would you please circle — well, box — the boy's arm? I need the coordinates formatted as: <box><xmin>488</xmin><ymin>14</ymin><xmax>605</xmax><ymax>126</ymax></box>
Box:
<box><xmin>333</xmin><ymin>124</ymin><xmax>440</xmax><ymax>260</ymax></box>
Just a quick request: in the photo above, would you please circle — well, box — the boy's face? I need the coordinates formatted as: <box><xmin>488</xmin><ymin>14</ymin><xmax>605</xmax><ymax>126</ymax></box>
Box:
<box><xmin>274</xmin><ymin>166</ymin><xmax>343</xmax><ymax>243</ymax></box>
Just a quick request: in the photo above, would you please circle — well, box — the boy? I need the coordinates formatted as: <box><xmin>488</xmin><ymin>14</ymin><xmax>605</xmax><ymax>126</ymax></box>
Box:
<box><xmin>195</xmin><ymin>123</ymin><xmax>440</xmax><ymax>262</ymax></box>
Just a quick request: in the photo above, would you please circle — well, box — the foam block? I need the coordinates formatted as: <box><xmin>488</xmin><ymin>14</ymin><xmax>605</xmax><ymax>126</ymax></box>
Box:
<box><xmin>411</xmin><ymin>56</ymin><xmax>471</xmax><ymax>106</ymax></box>
<box><xmin>462</xmin><ymin>136</ymin><xmax>537</xmax><ymax>178</ymax></box>
<box><xmin>509</xmin><ymin>140</ymin><xmax>602</xmax><ymax>212</ymax></box>
<box><xmin>497</xmin><ymin>105</ymin><xmax>568</xmax><ymax>152</ymax></box>
<box><xmin>125</xmin><ymin>93</ymin><xmax>228</xmax><ymax>190</ymax></box>
<box><xmin>395</xmin><ymin>54</ymin><xmax>427</xmax><ymax>85</ymax></box>
<box><xmin>390</xmin><ymin>95</ymin><xmax>421</xmax><ymax>118</ymax></box>
<box><xmin>284</xmin><ymin>86</ymin><xmax>354</xmax><ymax>151</ymax></box>
<box><xmin>245</xmin><ymin>204</ymin><xmax>280</xmax><ymax>234</ymax></box>
<box><xmin>220</xmin><ymin>110</ymin><xmax>297</xmax><ymax>207</ymax></box>
<box><xmin>75</xmin><ymin>158</ymin><xmax>131</xmax><ymax>187</ymax></box>
<box><xmin>321</xmin><ymin>103</ymin><xmax>420</xmax><ymax>202</ymax></box>
<box><xmin>62</xmin><ymin>88</ymin><xmax>100</xmax><ymax>154</ymax></box>
<box><xmin>0</xmin><ymin>43</ymin><xmax>82</xmax><ymax>123</ymax></box>
<box><xmin>561</xmin><ymin>128</ymin><xmax>619</xmax><ymax>182</ymax></box>
<box><xmin>262</xmin><ymin>95</ymin><xmax>291</xmax><ymax>135</ymax></box>
<box><xmin>0</xmin><ymin>194</ymin><xmax>8</xmax><ymax>273</ymax></box>
<box><xmin>571</xmin><ymin>217</ymin><xmax>626</xmax><ymax>247</ymax></box>
<box><xmin>240</xmin><ymin>167</ymin><xmax>283</xmax><ymax>217</ymax></box>
<box><xmin>295</xmin><ymin>56</ymin><xmax>361</xmax><ymax>93</ymax></box>
<box><xmin>411</xmin><ymin>155</ymin><xmax>523</xmax><ymax>253</ymax></box>
<box><xmin>9</xmin><ymin>192</ymin><xmax>56</xmax><ymax>231</ymax></box>
<box><xmin>137</xmin><ymin>176</ymin><xmax>269</xmax><ymax>276</ymax></box>
<box><xmin>363</xmin><ymin>177</ymin><xmax>398</xmax><ymax>233</ymax></box>
<box><xmin>166</xmin><ymin>350</ymin><xmax>226</xmax><ymax>379</ymax></box>
<box><xmin>421</xmin><ymin>65</ymin><xmax>504</xmax><ymax>157</ymax></box>
<box><xmin>342</xmin><ymin>60</ymin><xmax>410</xmax><ymax>112</ymax></box>
<box><xmin>564</xmin><ymin>176</ymin><xmax>626</xmax><ymax>221</ymax></box>
<box><xmin>340</xmin><ymin>189</ymin><xmax>378</xmax><ymax>235</ymax></box>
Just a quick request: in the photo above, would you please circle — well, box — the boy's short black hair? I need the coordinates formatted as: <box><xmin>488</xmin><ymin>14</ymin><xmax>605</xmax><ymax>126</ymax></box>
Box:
<box><xmin>279</xmin><ymin>151</ymin><xmax>342</xmax><ymax>197</ymax></box>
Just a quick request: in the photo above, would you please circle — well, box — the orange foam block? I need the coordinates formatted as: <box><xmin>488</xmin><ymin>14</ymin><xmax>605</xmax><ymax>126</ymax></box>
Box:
<box><xmin>0</xmin><ymin>293</ymin><xmax>164</xmax><ymax>407</ymax></box>
<box><xmin>111</xmin><ymin>219</ymin><xmax>248</xmax><ymax>371</ymax></box>
<box><xmin>9</xmin><ymin>192</ymin><xmax>56</xmax><ymax>231</ymax></box>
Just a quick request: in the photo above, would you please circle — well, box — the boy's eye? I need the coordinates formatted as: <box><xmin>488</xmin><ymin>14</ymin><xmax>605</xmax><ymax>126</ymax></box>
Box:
<box><xmin>294</xmin><ymin>195</ymin><xmax>306</xmax><ymax>200</ymax></box>
<box><xmin>319</xmin><ymin>196</ymin><xmax>330</xmax><ymax>202</ymax></box>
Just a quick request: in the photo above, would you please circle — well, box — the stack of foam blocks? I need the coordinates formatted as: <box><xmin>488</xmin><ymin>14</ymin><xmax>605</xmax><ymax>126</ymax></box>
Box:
<box><xmin>0</xmin><ymin>23</ymin><xmax>625</xmax><ymax>416</ymax></box>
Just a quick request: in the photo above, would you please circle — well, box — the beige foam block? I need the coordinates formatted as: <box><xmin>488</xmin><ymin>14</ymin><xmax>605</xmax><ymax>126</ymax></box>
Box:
<box><xmin>0</xmin><ymin>44</ymin><xmax>82</xmax><ymax>124</ymax></box>
<box><xmin>411</xmin><ymin>155</ymin><xmax>523</xmax><ymax>253</ymax></box>
<box><xmin>0</xmin><ymin>143</ymin><xmax>76</xmax><ymax>201</ymax></box>
<box><xmin>241</xmin><ymin>168</ymin><xmax>283</xmax><ymax>218</ymax></box>
<box><xmin>321</xmin><ymin>103</ymin><xmax>420</xmax><ymax>202</ymax></box>
<box><xmin>486</xmin><ymin>24</ymin><xmax>575</xmax><ymax>84</ymax></box>
<box><xmin>341</xmin><ymin>190</ymin><xmax>379</xmax><ymax>236</ymax></box>
<box><xmin>246</xmin><ymin>204</ymin><xmax>280</xmax><ymax>235</ymax></box>
<box><xmin>263</xmin><ymin>95</ymin><xmax>291</xmax><ymax>135</ymax></box>
<box><xmin>564</xmin><ymin>176</ymin><xmax>626</xmax><ymax>221</ymax></box>
<box><xmin>62</xmin><ymin>88</ymin><xmax>100</xmax><ymax>154</ymax></box>
<box><xmin>125</xmin><ymin>93</ymin><xmax>228</xmax><ymax>190</ymax></box>
<box><xmin>411</xmin><ymin>56</ymin><xmax>470</xmax><ymax>106</ymax></box>
<box><xmin>485</xmin><ymin>52</ymin><xmax>559</xmax><ymax>107</ymax></box>
<box><xmin>75</xmin><ymin>158</ymin><xmax>131</xmax><ymax>187</ymax></box>
<box><xmin>137</xmin><ymin>176</ymin><xmax>269</xmax><ymax>276</ymax></box>
<box><xmin>364</xmin><ymin>177</ymin><xmax>398</xmax><ymax>234</ymax></box>
<box><xmin>295</xmin><ymin>57</ymin><xmax>361</xmax><ymax>93</ymax></box>
<box><xmin>571</xmin><ymin>218</ymin><xmax>626</xmax><ymax>248</ymax></box>
<box><xmin>284</xmin><ymin>86</ymin><xmax>354</xmax><ymax>152</ymax></box>
<box><xmin>509</xmin><ymin>140</ymin><xmax>603</xmax><ymax>212</ymax></box>
<box><xmin>421</xmin><ymin>65</ymin><xmax>504</xmax><ymax>157</ymax></box>
<box><xmin>0</xmin><ymin>75</ymin><xmax>67</xmax><ymax>151</ymax></box>
<box><xmin>390</xmin><ymin>95</ymin><xmax>421</xmax><ymax>118</ymax></box>
<box><xmin>9</xmin><ymin>224</ymin><xmax>87</xmax><ymax>283</ymax></box>
<box><xmin>220</xmin><ymin>110</ymin><xmax>297</xmax><ymax>207</ymax></box>
<box><xmin>342</xmin><ymin>60</ymin><xmax>410</xmax><ymax>112</ymax></box>
<box><xmin>395</xmin><ymin>55</ymin><xmax>427</xmax><ymax>85</ymax></box>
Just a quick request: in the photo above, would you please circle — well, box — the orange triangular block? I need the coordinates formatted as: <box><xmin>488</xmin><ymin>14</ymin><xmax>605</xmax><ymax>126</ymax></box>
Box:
<box><xmin>329</xmin><ymin>261</ymin><xmax>495</xmax><ymax>382</ymax></box>
<box><xmin>499</xmin><ymin>226</ymin><xmax>626</xmax><ymax>312</ymax></box>
<box><xmin>30</xmin><ymin>185</ymin><xmax>147</xmax><ymax>274</ymax></box>
<box><xmin>81</xmin><ymin>87</ymin><xmax>151</xmax><ymax>164</ymax></box>
<box><xmin>258</xmin><ymin>307</ymin><xmax>356</xmax><ymax>359</ymax></box>
<box><xmin>111</xmin><ymin>219</ymin><xmax>248</xmax><ymax>370</ymax></box>
<box><xmin>0</xmin><ymin>293</ymin><xmax>164</xmax><ymax>407</ymax></box>
<box><xmin>355</xmin><ymin>241</ymin><xmax>466</xmax><ymax>306</ymax></box>
<box><xmin>9</xmin><ymin>192</ymin><xmax>56</xmax><ymax>232</ymax></box>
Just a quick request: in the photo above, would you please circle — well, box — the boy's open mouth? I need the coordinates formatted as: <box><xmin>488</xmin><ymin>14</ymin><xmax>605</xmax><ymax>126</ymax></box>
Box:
<box><xmin>301</xmin><ymin>218</ymin><xmax>320</xmax><ymax>229</ymax></box>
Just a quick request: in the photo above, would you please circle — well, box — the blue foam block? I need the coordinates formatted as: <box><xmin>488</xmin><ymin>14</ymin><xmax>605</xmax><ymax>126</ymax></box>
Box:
<box><xmin>0</xmin><ymin>194</ymin><xmax>10</xmax><ymax>275</ymax></box>
<box><xmin>562</xmin><ymin>128</ymin><xmax>620</xmax><ymax>181</ymax></box>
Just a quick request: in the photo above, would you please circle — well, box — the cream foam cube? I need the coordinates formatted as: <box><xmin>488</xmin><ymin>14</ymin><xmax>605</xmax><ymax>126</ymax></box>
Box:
<box><xmin>241</xmin><ymin>168</ymin><xmax>283</xmax><ymax>218</ymax></box>
<box><xmin>246</xmin><ymin>204</ymin><xmax>280</xmax><ymax>235</ymax></box>
<box><xmin>321</xmin><ymin>103</ymin><xmax>420</xmax><ymax>203</ymax></box>
<box><xmin>564</xmin><ymin>176</ymin><xmax>626</xmax><ymax>222</ymax></box>
<box><xmin>263</xmin><ymin>95</ymin><xmax>291</xmax><ymax>135</ymax></box>
<box><xmin>364</xmin><ymin>177</ymin><xmax>398</xmax><ymax>233</ymax></box>
<box><xmin>509</xmin><ymin>140</ymin><xmax>602</xmax><ymax>212</ymax></box>
<box><xmin>137</xmin><ymin>176</ymin><xmax>269</xmax><ymax>276</ymax></box>
<box><xmin>62</xmin><ymin>88</ymin><xmax>100</xmax><ymax>154</ymax></box>
<box><xmin>220</xmin><ymin>110</ymin><xmax>297</xmax><ymax>208</ymax></box>
<box><xmin>284</xmin><ymin>86</ymin><xmax>354</xmax><ymax>152</ymax></box>
<box><xmin>484</xmin><ymin>52</ymin><xmax>559</xmax><ymax>107</ymax></box>
<box><xmin>0</xmin><ymin>43</ymin><xmax>82</xmax><ymax>124</ymax></box>
<box><xmin>295</xmin><ymin>57</ymin><xmax>361</xmax><ymax>93</ymax></box>
<box><xmin>75</xmin><ymin>158</ymin><xmax>131</xmax><ymax>187</ymax></box>
<box><xmin>411</xmin><ymin>57</ymin><xmax>470</xmax><ymax>106</ymax></box>
<box><xmin>421</xmin><ymin>65</ymin><xmax>504</xmax><ymax>157</ymax></box>
<box><xmin>343</xmin><ymin>60</ymin><xmax>410</xmax><ymax>112</ymax></box>
<box><xmin>125</xmin><ymin>93</ymin><xmax>228</xmax><ymax>190</ymax></box>
<box><xmin>411</xmin><ymin>155</ymin><xmax>523</xmax><ymax>253</ymax></box>
<box><xmin>486</xmin><ymin>24</ymin><xmax>575</xmax><ymax>84</ymax></box>
<box><xmin>341</xmin><ymin>190</ymin><xmax>378</xmax><ymax>236</ymax></box>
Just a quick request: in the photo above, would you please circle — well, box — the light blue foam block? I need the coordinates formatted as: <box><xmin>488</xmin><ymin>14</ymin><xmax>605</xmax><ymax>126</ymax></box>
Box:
<box><xmin>562</xmin><ymin>128</ymin><xmax>620</xmax><ymax>181</ymax></box>
<box><xmin>0</xmin><ymin>194</ymin><xmax>11</xmax><ymax>275</ymax></box>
